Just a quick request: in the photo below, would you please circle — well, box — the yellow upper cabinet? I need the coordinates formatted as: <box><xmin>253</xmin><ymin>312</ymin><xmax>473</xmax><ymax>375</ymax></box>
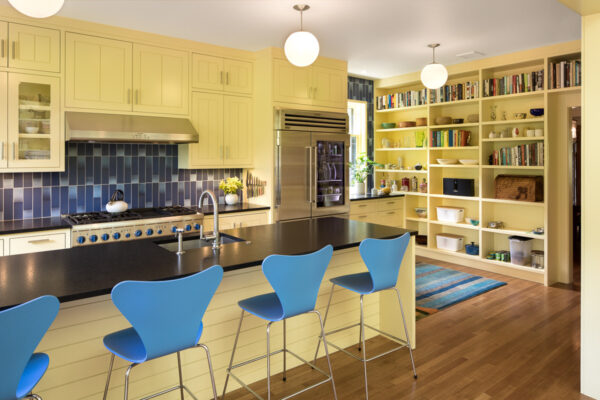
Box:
<box><xmin>65</xmin><ymin>33</ymin><xmax>133</xmax><ymax>111</ymax></box>
<box><xmin>192</xmin><ymin>53</ymin><xmax>253</xmax><ymax>95</ymax></box>
<box><xmin>0</xmin><ymin>22</ymin><xmax>7</xmax><ymax>68</ymax></box>
<box><xmin>273</xmin><ymin>59</ymin><xmax>347</xmax><ymax>109</ymax></box>
<box><xmin>0</xmin><ymin>72</ymin><xmax>7</xmax><ymax>169</ymax></box>
<box><xmin>223</xmin><ymin>95</ymin><xmax>252</xmax><ymax>166</ymax></box>
<box><xmin>133</xmin><ymin>44</ymin><xmax>189</xmax><ymax>115</ymax></box>
<box><xmin>8</xmin><ymin>23</ymin><xmax>60</xmax><ymax>73</ymax></box>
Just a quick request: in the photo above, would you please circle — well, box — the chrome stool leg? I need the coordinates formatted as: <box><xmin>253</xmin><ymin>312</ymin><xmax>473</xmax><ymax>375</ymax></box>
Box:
<box><xmin>359</xmin><ymin>295</ymin><xmax>369</xmax><ymax>400</ymax></box>
<box><xmin>198</xmin><ymin>344</ymin><xmax>219</xmax><ymax>400</ymax></box>
<box><xmin>394</xmin><ymin>287</ymin><xmax>417</xmax><ymax>378</ymax></box>
<box><xmin>123</xmin><ymin>364</ymin><xmax>137</xmax><ymax>400</ymax></box>
<box><xmin>283</xmin><ymin>319</ymin><xmax>287</xmax><ymax>382</ymax></box>
<box><xmin>102</xmin><ymin>353</ymin><xmax>115</xmax><ymax>400</ymax></box>
<box><xmin>27</xmin><ymin>395</ymin><xmax>42</xmax><ymax>400</ymax></box>
<box><xmin>314</xmin><ymin>283</ymin><xmax>335</xmax><ymax>362</ymax></box>
<box><xmin>266</xmin><ymin>322</ymin><xmax>273</xmax><ymax>400</ymax></box>
<box><xmin>177</xmin><ymin>352</ymin><xmax>184</xmax><ymax>400</ymax></box>
<box><xmin>222</xmin><ymin>309</ymin><xmax>245</xmax><ymax>399</ymax></box>
<box><xmin>313</xmin><ymin>310</ymin><xmax>338</xmax><ymax>400</ymax></box>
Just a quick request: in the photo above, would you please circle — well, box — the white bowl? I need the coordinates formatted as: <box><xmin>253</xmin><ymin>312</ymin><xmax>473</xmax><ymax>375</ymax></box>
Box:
<box><xmin>459</xmin><ymin>159</ymin><xmax>478</xmax><ymax>165</ymax></box>
<box><xmin>25</xmin><ymin>126</ymin><xmax>39</xmax><ymax>134</ymax></box>
<box><xmin>436</xmin><ymin>158</ymin><xmax>458</xmax><ymax>165</ymax></box>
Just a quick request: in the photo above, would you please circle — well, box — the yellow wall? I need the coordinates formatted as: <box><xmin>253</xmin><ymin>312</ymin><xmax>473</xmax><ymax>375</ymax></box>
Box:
<box><xmin>581</xmin><ymin>12</ymin><xmax>600</xmax><ymax>399</ymax></box>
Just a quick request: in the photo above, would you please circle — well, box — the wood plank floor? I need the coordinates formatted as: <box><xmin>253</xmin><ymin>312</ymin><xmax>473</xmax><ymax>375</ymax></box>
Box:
<box><xmin>222</xmin><ymin>256</ymin><xmax>586</xmax><ymax>400</ymax></box>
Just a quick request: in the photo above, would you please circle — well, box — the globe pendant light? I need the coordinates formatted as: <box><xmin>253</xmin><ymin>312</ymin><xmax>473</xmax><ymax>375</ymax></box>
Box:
<box><xmin>8</xmin><ymin>0</ymin><xmax>65</xmax><ymax>18</ymax></box>
<box><xmin>420</xmin><ymin>43</ymin><xmax>448</xmax><ymax>90</ymax></box>
<box><xmin>284</xmin><ymin>4</ymin><xmax>320</xmax><ymax>67</ymax></box>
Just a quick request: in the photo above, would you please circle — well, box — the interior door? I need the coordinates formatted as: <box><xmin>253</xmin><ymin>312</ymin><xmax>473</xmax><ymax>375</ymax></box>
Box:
<box><xmin>312</xmin><ymin>132</ymin><xmax>350</xmax><ymax>217</ymax></box>
<box><xmin>276</xmin><ymin>130</ymin><xmax>312</xmax><ymax>221</ymax></box>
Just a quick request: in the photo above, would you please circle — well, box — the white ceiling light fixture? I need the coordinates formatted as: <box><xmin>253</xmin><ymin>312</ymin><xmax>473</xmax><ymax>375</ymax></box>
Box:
<box><xmin>420</xmin><ymin>43</ymin><xmax>448</xmax><ymax>90</ymax></box>
<box><xmin>8</xmin><ymin>0</ymin><xmax>64</xmax><ymax>18</ymax></box>
<box><xmin>284</xmin><ymin>4</ymin><xmax>320</xmax><ymax>68</ymax></box>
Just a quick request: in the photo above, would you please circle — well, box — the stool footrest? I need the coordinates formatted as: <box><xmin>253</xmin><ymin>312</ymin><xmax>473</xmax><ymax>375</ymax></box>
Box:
<box><xmin>138</xmin><ymin>384</ymin><xmax>198</xmax><ymax>400</ymax></box>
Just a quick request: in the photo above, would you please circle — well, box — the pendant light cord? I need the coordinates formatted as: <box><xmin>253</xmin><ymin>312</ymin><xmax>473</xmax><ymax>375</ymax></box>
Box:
<box><xmin>300</xmin><ymin>9</ymin><xmax>304</xmax><ymax>31</ymax></box>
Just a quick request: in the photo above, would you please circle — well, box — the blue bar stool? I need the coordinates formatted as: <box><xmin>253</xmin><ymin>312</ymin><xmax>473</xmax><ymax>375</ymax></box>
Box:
<box><xmin>101</xmin><ymin>265</ymin><xmax>223</xmax><ymax>400</ymax></box>
<box><xmin>222</xmin><ymin>245</ymin><xmax>337</xmax><ymax>400</ymax></box>
<box><xmin>314</xmin><ymin>233</ymin><xmax>416</xmax><ymax>399</ymax></box>
<box><xmin>0</xmin><ymin>295</ymin><xmax>60</xmax><ymax>400</ymax></box>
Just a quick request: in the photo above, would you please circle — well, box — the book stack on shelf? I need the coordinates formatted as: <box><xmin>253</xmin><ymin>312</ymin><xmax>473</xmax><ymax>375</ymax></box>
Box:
<box><xmin>483</xmin><ymin>70</ymin><xmax>544</xmax><ymax>97</ymax></box>
<box><xmin>376</xmin><ymin>89</ymin><xmax>427</xmax><ymax>110</ymax></box>
<box><xmin>489</xmin><ymin>143</ymin><xmax>544</xmax><ymax>166</ymax></box>
<box><xmin>430</xmin><ymin>81</ymin><xmax>480</xmax><ymax>103</ymax></box>
<box><xmin>430</xmin><ymin>130</ymin><xmax>472</xmax><ymax>147</ymax></box>
<box><xmin>549</xmin><ymin>59</ymin><xmax>581</xmax><ymax>89</ymax></box>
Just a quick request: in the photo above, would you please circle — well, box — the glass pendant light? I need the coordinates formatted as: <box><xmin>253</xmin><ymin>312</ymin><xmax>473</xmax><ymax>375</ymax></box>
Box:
<box><xmin>284</xmin><ymin>4</ymin><xmax>320</xmax><ymax>67</ymax></box>
<box><xmin>8</xmin><ymin>0</ymin><xmax>64</xmax><ymax>18</ymax></box>
<box><xmin>420</xmin><ymin>43</ymin><xmax>448</xmax><ymax>90</ymax></box>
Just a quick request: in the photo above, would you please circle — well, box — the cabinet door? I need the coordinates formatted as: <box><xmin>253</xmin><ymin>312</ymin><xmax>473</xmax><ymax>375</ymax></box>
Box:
<box><xmin>223</xmin><ymin>95</ymin><xmax>252</xmax><ymax>167</ymax></box>
<box><xmin>374</xmin><ymin>210</ymin><xmax>405</xmax><ymax>228</ymax></box>
<box><xmin>0</xmin><ymin>73</ymin><xmax>7</xmax><ymax>169</ymax></box>
<box><xmin>312</xmin><ymin>66</ymin><xmax>347</xmax><ymax>109</ymax></box>
<box><xmin>7</xmin><ymin>73</ymin><xmax>61</xmax><ymax>169</ymax></box>
<box><xmin>65</xmin><ymin>33</ymin><xmax>133</xmax><ymax>111</ymax></box>
<box><xmin>133</xmin><ymin>44</ymin><xmax>188</xmax><ymax>115</ymax></box>
<box><xmin>0</xmin><ymin>21</ymin><xmax>7</xmax><ymax>68</ymax></box>
<box><xmin>8</xmin><ymin>230</ymin><xmax>68</xmax><ymax>255</ymax></box>
<box><xmin>188</xmin><ymin>92</ymin><xmax>223</xmax><ymax>168</ymax></box>
<box><xmin>223</xmin><ymin>59</ymin><xmax>253</xmax><ymax>95</ymax></box>
<box><xmin>8</xmin><ymin>23</ymin><xmax>60</xmax><ymax>73</ymax></box>
<box><xmin>191</xmin><ymin>54</ymin><xmax>223</xmax><ymax>91</ymax></box>
<box><xmin>272</xmin><ymin>59</ymin><xmax>311</xmax><ymax>105</ymax></box>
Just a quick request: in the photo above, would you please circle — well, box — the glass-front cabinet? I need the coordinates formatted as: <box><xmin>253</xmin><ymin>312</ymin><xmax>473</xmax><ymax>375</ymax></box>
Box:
<box><xmin>6</xmin><ymin>73</ymin><xmax>61</xmax><ymax>169</ymax></box>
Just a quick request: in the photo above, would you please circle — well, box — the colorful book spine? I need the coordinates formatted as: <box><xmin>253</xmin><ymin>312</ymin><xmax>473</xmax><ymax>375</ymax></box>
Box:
<box><xmin>482</xmin><ymin>70</ymin><xmax>544</xmax><ymax>97</ymax></box>
<box><xmin>376</xmin><ymin>89</ymin><xmax>428</xmax><ymax>110</ymax></box>
<box><xmin>430</xmin><ymin>130</ymin><xmax>472</xmax><ymax>147</ymax></box>
<box><xmin>490</xmin><ymin>143</ymin><xmax>544</xmax><ymax>166</ymax></box>
<box><xmin>430</xmin><ymin>81</ymin><xmax>480</xmax><ymax>104</ymax></box>
<box><xmin>550</xmin><ymin>59</ymin><xmax>581</xmax><ymax>89</ymax></box>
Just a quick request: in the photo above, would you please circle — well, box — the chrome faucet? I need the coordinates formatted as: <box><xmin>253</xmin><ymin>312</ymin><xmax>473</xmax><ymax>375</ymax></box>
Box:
<box><xmin>199</xmin><ymin>189</ymin><xmax>220</xmax><ymax>250</ymax></box>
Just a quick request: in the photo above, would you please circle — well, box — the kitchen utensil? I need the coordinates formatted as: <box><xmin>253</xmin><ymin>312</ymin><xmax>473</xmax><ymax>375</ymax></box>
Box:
<box><xmin>487</xmin><ymin>221</ymin><xmax>504</xmax><ymax>229</ymax></box>
<box><xmin>415</xmin><ymin>208</ymin><xmax>428</xmax><ymax>218</ymax></box>
<box><xmin>416</xmin><ymin>117</ymin><xmax>427</xmax><ymax>126</ymax></box>
<box><xmin>381</xmin><ymin>122</ymin><xmax>396</xmax><ymax>129</ymax></box>
<box><xmin>25</xmin><ymin>126</ymin><xmax>39</xmax><ymax>134</ymax></box>
<box><xmin>466</xmin><ymin>217</ymin><xmax>479</xmax><ymax>226</ymax></box>
<box><xmin>465</xmin><ymin>242</ymin><xmax>480</xmax><ymax>256</ymax></box>
<box><xmin>397</xmin><ymin>121</ymin><xmax>417</xmax><ymax>128</ymax></box>
<box><xmin>459</xmin><ymin>159</ymin><xmax>478</xmax><ymax>165</ymax></box>
<box><xmin>452</xmin><ymin>118</ymin><xmax>464</xmax><ymax>124</ymax></box>
<box><xmin>106</xmin><ymin>190</ymin><xmax>128</xmax><ymax>213</ymax></box>
<box><xmin>416</xmin><ymin>235</ymin><xmax>428</xmax><ymax>245</ymax></box>
<box><xmin>436</xmin><ymin>158</ymin><xmax>458</xmax><ymax>165</ymax></box>
<box><xmin>529</xmin><ymin>108</ymin><xmax>544</xmax><ymax>117</ymax></box>
<box><xmin>531</xmin><ymin>250</ymin><xmax>545</xmax><ymax>269</ymax></box>
<box><xmin>514</xmin><ymin>113</ymin><xmax>527</xmax><ymax>120</ymax></box>
<box><xmin>381</xmin><ymin>138</ymin><xmax>391</xmax><ymax>148</ymax></box>
<box><xmin>414</xmin><ymin>163</ymin><xmax>423</xmax><ymax>170</ymax></box>
<box><xmin>434</xmin><ymin>116</ymin><xmax>452</xmax><ymax>125</ymax></box>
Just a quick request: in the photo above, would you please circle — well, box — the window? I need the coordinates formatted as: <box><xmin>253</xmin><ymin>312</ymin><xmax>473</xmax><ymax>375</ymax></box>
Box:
<box><xmin>348</xmin><ymin>100</ymin><xmax>367</xmax><ymax>163</ymax></box>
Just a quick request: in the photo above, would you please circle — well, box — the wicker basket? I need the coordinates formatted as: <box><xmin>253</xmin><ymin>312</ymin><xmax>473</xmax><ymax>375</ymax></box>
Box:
<box><xmin>494</xmin><ymin>175</ymin><xmax>544</xmax><ymax>202</ymax></box>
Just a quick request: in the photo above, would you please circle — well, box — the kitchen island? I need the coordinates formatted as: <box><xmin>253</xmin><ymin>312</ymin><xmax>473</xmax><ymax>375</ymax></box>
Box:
<box><xmin>0</xmin><ymin>217</ymin><xmax>416</xmax><ymax>400</ymax></box>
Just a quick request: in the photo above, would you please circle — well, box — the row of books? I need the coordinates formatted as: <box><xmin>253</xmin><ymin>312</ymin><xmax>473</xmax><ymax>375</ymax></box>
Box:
<box><xmin>430</xmin><ymin>81</ymin><xmax>480</xmax><ymax>103</ymax></box>
<box><xmin>549</xmin><ymin>59</ymin><xmax>581</xmax><ymax>89</ymax></box>
<box><xmin>430</xmin><ymin>130</ymin><xmax>472</xmax><ymax>148</ymax></box>
<box><xmin>489</xmin><ymin>143</ymin><xmax>544</xmax><ymax>166</ymax></box>
<box><xmin>482</xmin><ymin>70</ymin><xmax>544</xmax><ymax>97</ymax></box>
<box><xmin>376</xmin><ymin>89</ymin><xmax>427</xmax><ymax>110</ymax></box>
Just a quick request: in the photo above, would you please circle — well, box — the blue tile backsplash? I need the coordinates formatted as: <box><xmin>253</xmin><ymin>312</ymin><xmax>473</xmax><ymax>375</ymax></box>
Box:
<box><xmin>0</xmin><ymin>143</ymin><xmax>243</xmax><ymax>221</ymax></box>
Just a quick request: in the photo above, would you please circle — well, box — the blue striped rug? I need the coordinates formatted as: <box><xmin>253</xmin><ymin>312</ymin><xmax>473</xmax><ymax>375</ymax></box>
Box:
<box><xmin>416</xmin><ymin>263</ymin><xmax>506</xmax><ymax>316</ymax></box>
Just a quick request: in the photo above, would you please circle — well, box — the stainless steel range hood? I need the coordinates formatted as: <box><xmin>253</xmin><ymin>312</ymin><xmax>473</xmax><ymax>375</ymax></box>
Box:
<box><xmin>66</xmin><ymin>112</ymin><xmax>199</xmax><ymax>143</ymax></box>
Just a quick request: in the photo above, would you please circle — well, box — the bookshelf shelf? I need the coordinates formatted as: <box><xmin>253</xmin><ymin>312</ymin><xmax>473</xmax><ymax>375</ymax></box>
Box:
<box><xmin>375</xmin><ymin>126</ymin><xmax>428</xmax><ymax>132</ymax></box>
<box><xmin>429</xmin><ymin>98</ymin><xmax>480</xmax><ymax>107</ymax></box>
<box><xmin>481</xmin><ymin>227</ymin><xmax>545</xmax><ymax>239</ymax></box>
<box><xmin>481</xmin><ymin>91</ymin><xmax>544</xmax><ymax>100</ymax></box>
<box><xmin>406</xmin><ymin>217</ymin><xmax>428</xmax><ymax>223</ymax></box>
<box><xmin>429</xmin><ymin>123</ymin><xmax>479</xmax><ymax>129</ymax></box>
<box><xmin>481</xmin><ymin>118</ymin><xmax>544</xmax><ymax>126</ymax></box>
<box><xmin>429</xmin><ymin>146</ymin><xmax>479</xmax><ymax>150</ymax></box>
<box><xmin>375</xmin><ymin>169</ymin><xmax>427</xmax><ymax>174</ymax></box>
<box><xmin>429</xmin><ymin>220</ymin><xmax>480</xmax><ymax>230</ymax></box>
<box><xmin>547</xmin><ymin>86</ymin><xmax>581</xmax><ymax>94</ymax></box>
<box><xmin>375</xmin><ymin>147</ymin><xmax>427</xmax><ymax>151</ymax></box>
<box><xmin>376</xmin><ymin>104</ymin><xmax>428</xmax><ymax>113</ymax></box>
<box><xmin>482</xmin><ymin>137</ymin><xmax>544</xmax><ymax>142</ymax></box>
<box><xmin>429</xmin><ymin>194</ymin><xmax>480</xmax><ymax>201</ymax></box>
<box><xmin>430</xmin><ymin>164</ymin><xmax>479</xmax><ymax>168</ymax></box>
<box><xmin>481</xmin><ymin>198</ymin><xmax>545</xmax><ymax>207</ymax></box>
<box><xmin>481</xmin><ymin>165</ymin><xmax>544</xmax><ymax>170</ymax></box>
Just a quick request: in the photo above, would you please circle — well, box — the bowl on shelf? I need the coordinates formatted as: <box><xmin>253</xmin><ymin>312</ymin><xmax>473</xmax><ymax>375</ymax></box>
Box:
<box><xmin>467</xmin><ymin>114</ymin><xmax>479</xmax><ymax>123</ymax></box>
<box><xmin>397</xmin><ymin>121</ymin><xmax>417</xmax><ymax>128</ymax></box>
<box><xmin>416</xmin><ymin>117</ymin><xmax>427</xmax><ymax>126</ymax></box>
<box><xmin>434</xmin><ymin>116</ymin><xmax>452</xmax><ymax>125</ymax></box>
<box><xmin>25</xmin><ymin>126</ymin><xmax>39</xmax><ymax>134</ymax></box>
<box><xmin>416</xmin><ymin>235</ymin><xmax>428</xmax><ymax>246</ymax></box>
<box><xmin>466</xmin><ymin>218</ymin><xmax>480</xmax><ymax>226</ymax></box>
<box><xmin>436</xmin><ymin>158</ymin><xmax>458</xmax><ymax>165</ymax></box>
<box><xmin>513</xmin><ymin>113</ymin><xmax>527</xmax><ymax>120</ymax></box>
<box><xmin>459</xmin><ymin>159</ymin><xmax>478</xmax><ymax>165</ymax></box>
<box><xmin>381</xmin><ymin>122</ymin><xmax>396</xmax><ymax>129</ymax></box>
<box><xmin>415</xmin><ymin>208</ymin><xmax>428</xmax><ymax>218</ymax></box>
<box><xmin>529</xmin><ymin>108</ymin><xmax>544</xmax><ymax>117</ymax></box>
<box><xmin>452</xmin><ymin>118</ymin><xmax>464</xmax><ymax>124</ymax></box>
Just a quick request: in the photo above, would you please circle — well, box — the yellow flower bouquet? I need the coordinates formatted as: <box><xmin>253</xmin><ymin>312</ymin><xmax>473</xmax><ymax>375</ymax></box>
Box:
<box><xmin>219</xmin><ymin>177</ymin><xmax>243</xmax><ymax>195</ymax></box>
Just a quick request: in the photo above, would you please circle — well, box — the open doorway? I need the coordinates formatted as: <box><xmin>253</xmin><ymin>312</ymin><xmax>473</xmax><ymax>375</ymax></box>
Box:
<box><xmin>570</xmin><ymin>106</ymin><xmax>581</xmax><ymax>288</ymax></box>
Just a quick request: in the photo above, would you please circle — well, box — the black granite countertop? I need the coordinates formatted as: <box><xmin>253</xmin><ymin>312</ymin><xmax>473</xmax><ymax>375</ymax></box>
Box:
<box><xmin>0</xmin><ymin>203</ymin><xmax>270</xmax><ymax>235</ymax></box>
<box><xmin>0</xmin><ymin>217</ymin><xmax>416</xmax><ymax>309</ymax></box>
<box><xmin>350</xmin><ymin>193</ymin><xmax>406</xmax><ymax>202</ymax></box>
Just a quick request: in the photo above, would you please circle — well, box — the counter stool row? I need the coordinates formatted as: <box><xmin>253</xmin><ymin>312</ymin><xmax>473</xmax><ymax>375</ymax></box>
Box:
<box><xmin>0</xmin><ymin>233</ymin><xmax>415</xmax><ymax>400</ymax></box>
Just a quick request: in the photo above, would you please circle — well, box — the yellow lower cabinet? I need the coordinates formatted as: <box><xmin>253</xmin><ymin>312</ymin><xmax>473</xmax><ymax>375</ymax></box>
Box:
<box><xmin>349</xmin><ymin>198</ymin><xmax>405</xmax><ymax>228</ymax></box>
<box><xmin>5</xmin><ymin>229</ymin><xmax>71</xmax><ymax>256</ymax></box>
<box><xmin>202</xmin><ymin>210</ymin><xmax>269</xmax><ymax>232</ymax></box>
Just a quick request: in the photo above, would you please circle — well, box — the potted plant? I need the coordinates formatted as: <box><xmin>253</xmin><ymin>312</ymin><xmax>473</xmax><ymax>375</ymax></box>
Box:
<box><xmin>219</xmin><ymin>177</ymin><xmax>243</xmax><ymax>205</ymax></box>
<box><xmin>348</xmin><ymin>153</ymin><xmax>380</xmax><ymax>195</ymax></box>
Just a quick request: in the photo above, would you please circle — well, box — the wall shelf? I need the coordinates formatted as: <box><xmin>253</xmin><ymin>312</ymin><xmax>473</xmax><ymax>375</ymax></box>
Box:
<box><xmin>430</xmin><ymin>164</ymin><xmax>479</xmax><ymax>168</ymax></box>
<box><xmin>481</xmin><ymin>118</ymin><xmax>544</xmax><ymax>126</ymax></box>
<box><xmin>481</xmin><ymin>91</ymin><xmax>544</xmax><ymax>100</ymax></box>
<box><xmin>429</xmin><ymin>98</ymin><xmax>480</xmax><ymax>107</ymax></box>
<box><xmin>482</xmin><ymin>137</ymin><xmax>544</xmax><ymax>142</ymax></box>
<box><xmin>429</xmin><ymin>123</ymin><xmax>479</xmax><ymax>129</ymax></box>
<box><xmin>375</xmin><ymin>147</ymin><xmax>427</xmax><ymax>151</ymax></box>
<box><xmin>376</xmin><ymin>104</ymin><xmax>428</xmax><ymax>113</ymax></box>
<box><xmin>481</xmin><ymin>165</ymin><xmax>544</xmax><ymax>170</ymax></box>
<box><xmin>375</xmin><ymin>169</ymin><xmax>427</xmax><ymax>174</ymax></box>
<box><xmin>429</xmin><ymin>220</ymin><xmax>480</xmax><ymax>230</ymax></box>
<box><xmin>429</xmin><ymin>146</ymin><xmax>479</xmax><ymax>150</ymax></box>
<box><xmin>375</xmin><ymin>126</ymin><xmax>428</xmax><ymax>132</ymax></box>
<box><xmin>481</xmin><ymin>227</ymin><xmax>545</xmax><ymax>239</ymax></box>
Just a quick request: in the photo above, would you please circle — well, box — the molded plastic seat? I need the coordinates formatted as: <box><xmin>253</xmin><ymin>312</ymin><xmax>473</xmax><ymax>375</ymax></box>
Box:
<box><xmin>102</xmin><ymin>266</ymin><xmax>223</xmax><ymax>400</ymax></box>
<box><xmin>330</xmin><ymin>272</ymin><xmax>375</xmax><ymax>295</ymax></box>
<box><xmin>238</xmin><ymin>293</ymin><xmax>284</xmax><ymax>322</ymax></box>
<box><xmin>0</xmin><ymin>295</ymin><xmax>59</xmax><ymax>400</ymax></box>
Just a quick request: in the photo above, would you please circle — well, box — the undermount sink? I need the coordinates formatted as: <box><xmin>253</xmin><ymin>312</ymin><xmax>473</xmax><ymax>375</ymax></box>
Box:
<box><xmin>157</xmin><ymin>233</ymin><xmax>247</xmax><ymax>253</ymax></box>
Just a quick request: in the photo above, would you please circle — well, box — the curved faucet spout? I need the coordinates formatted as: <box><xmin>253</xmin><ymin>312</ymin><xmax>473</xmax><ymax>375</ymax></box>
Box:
<box><xmin>199</xmin><ymin>189</ymin><xmax>220</xmax><ymax>250</ymax></box>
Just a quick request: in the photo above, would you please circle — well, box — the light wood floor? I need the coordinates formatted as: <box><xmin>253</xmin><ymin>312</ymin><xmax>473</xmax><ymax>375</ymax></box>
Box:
<box><xmin>223</xmin><ymin>256</ymin><xmax>585</xmax><ymax>400</ymax></box>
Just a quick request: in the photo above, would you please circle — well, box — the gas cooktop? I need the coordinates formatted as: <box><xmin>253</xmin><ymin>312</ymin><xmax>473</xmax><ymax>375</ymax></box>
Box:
<box><xmin>63</xmin><ymin>206</ymin><xmax>198</xmax><ymax>226</ymax></box>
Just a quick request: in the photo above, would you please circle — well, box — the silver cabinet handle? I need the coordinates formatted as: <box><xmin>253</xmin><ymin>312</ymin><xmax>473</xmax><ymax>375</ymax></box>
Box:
<box><xmin>0</xmin><ymin>142</ymin><xmax>4</xmax><ymax>160</ymax></box>
<box><xmin>386</xmin><ymin>211</ymin><xmax>396</xmax><ymax>215</ymax></box>
<box><xmin>226</xmin><ymin>72</ymin><xmax>230</xmax><ymax>85</ymax></box>
<box><xmin>358</xmin><ymin>204</ymin><xmax>367</xmax><ymax>208</ymax></box>
<box><xmin>220</xmin><ymin>71</ymin><xmax>224</xmax><ymax>84</ymax></box>
<box><xmin>219</xmin><ymin>145</ymin><xmax>224</xmax><ymax>159</ymax></box>
<box><xmin>1</xmin><ymin>39</ymin><xmax>4</xmax><ymax>58</ymax></box>
<box><xmin>11</xmin><ymin>41</ymin><xmax>15</xmax><ymax>59</ymax></box>
<box><xmin>28</xmin><ymin>239</ymin><xmax>53</xmax><ymax>244</ymax></box>
<box><xmin>12</xmin><ymin>142</ymin><xmax>16</xmax><ymax>160</ymax></box>
<box><xmin>135</xmin><ymin>89</ymin><xmax>139</xmax><ymax>104</ymax></box>
<box><xmin>312</xmin><ymin>146</ymin><xmax>317</xmax><ymax>203</ymax></box>
<box><xmin>127</xmin><ymin>89</ymin><xmax>131</xmax><ymax>104</ymax></box>
<box><xmin>226</xmin><ymin>146</ymin><xmax>230</xmax><ymax>159</ymax></box>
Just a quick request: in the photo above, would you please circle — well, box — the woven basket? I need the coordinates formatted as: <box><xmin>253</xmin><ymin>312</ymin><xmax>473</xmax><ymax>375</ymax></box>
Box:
<box><xmin>494</xmin><ymin>175</ymin><xmax>544</xmax><ymax>202</ymax></box>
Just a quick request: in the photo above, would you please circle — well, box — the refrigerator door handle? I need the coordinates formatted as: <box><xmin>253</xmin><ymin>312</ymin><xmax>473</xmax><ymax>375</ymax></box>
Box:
<box><xmin>312</xmin><ymin>146</ymin><xmax>318</xmax><ymax>204</ymax></box>
<box><xmin>306</xmin><ymin>146</ymin><xmax>312</xmax><ymax>203</ymax></box>
<box><xmin>275</xmin><ymin>143</ymin><xmax>282</xmax><ymax>206</ymax></box>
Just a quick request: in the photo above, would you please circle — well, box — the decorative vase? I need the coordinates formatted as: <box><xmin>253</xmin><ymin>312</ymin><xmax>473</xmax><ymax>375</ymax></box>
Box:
<box><xmin>225</xmin><ymin>193</ymin><xmax>239</xmax><ymax>205</ymax></box>
<box><xmin>354</xmin><ymin>181</ymin><xmax>365</xmax><ymax>195</ymax></box>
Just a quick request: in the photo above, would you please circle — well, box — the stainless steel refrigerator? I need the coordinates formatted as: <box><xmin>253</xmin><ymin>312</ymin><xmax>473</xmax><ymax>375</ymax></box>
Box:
<box><xmin>275</xmin><ymin>109</ymin><xmax>350</xmax><ymax>222</ymax></box>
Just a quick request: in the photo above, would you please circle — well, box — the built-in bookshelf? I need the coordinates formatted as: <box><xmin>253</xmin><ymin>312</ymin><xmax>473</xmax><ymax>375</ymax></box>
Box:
<box><xmin>372</xmin><ymin>43</ymin><xmax>581</xmax><ymax>285</ymax></box>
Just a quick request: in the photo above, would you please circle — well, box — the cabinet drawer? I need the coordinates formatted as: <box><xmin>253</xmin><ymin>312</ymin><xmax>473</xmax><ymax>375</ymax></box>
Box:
<box><xmin>350</xmin><ymin>201</ymin><xmax>377</xmax><ymax>215</ymax></box>
<box><xmin>0</xmin><ymin>238</ymin><xmax>4</xmax><ymax>256</ymax></box>
<box><xmin>377</xmin><ymin>197</ymin><xmax>404</xmax><ymax>212</ymax></box>
<box><xmin>9</xmin><ymin>231</ymin><xmax>68</xmax><ymax>255</ymax></box>
<box><xmin>348</xmin><ymin>213</ymin><xmax>370</xmax><ymax>222</ymax></box>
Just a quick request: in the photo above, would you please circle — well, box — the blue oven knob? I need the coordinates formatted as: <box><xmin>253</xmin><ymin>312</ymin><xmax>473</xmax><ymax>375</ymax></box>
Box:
<box><xmin>90</xmin><ymin>235</ymin><xmax>98</xmax><ymax>243</ymax></box>
<box><xmin>113</xmin><ymin>232</ymin><xmax>121</xmax><ymax>240</ymax></box>
<box><xmin>185</xmin><ymin>224</ymin><xmax>192</xmax><ymax>231</ymax></box>
<box><xmin>157</xmin><ymin>229</ymin><xmax>163</xmax><ymax>234</ymax></box>
<box><xmin>135</xmin><ymin>230</ymin><xmax>142</xmax><ymax>237</ymax></box>
<box><xmin>125</xmin><ymin>233</ymin><xmax>131</xmax><ymax>238</ymax></box>
<box><xmin>171</xmin><ymin>226</ymin><xmax>178</xmax><ymax>233</ymax></box>
<box><xmin>146</xmin><ymin>229</ymin><xmax>154</xmax><ymax>236</ymax></box>
<box><xmin>101</xmin><ymin>233</ymin><xmax>109</xmax><ymax>241</ymax></box>
<box><xmin>77</xmin><ymin>236</ymin><xmax>86</xmax><ymax>244</ymax></box>
<box><xmin>194</xmin><ymin>223</ymin><xmax>201</xmax><ymax>230</ymax></box>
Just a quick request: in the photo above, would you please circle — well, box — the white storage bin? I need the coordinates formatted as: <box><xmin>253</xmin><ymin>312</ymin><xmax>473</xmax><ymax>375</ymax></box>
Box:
<box><xmin>436</xmin><ymin>207</ymin><xmax>465</xmax><ymax>223</ymax></box>
<box><xmin>436</xmin><ymin>233</ymin><xmax>464</xmax><ymax>252</ymax></box>
<box><xmin>509</xmin><ymin>236</ymin><xmax>533</xmax><ymax>266</ymax></box>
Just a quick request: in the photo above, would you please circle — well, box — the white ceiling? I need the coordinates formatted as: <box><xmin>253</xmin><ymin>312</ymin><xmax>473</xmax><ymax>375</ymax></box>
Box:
<box><xmin>8</xmin><ymin>0</ymin><xmax>582</xmax><ymax>79</ymax></box>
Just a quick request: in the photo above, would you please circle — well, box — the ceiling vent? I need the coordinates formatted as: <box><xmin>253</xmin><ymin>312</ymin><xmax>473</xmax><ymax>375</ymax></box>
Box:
<box><xmin>456</xmin><ymin>50</ymin><xmax>485</xmax><ymax>59</ymax></box>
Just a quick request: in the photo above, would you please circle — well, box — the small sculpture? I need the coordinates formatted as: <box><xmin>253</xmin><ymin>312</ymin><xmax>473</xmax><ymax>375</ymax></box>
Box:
<box><xmin>490</xmin><ymin>105</ymin><xmax>497</xmax><ymax>121</ymax></box>
<box><xmin>502</xmin><ymin>111</ymin><xmax>507</xmax><ymax>121</ymax></box>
